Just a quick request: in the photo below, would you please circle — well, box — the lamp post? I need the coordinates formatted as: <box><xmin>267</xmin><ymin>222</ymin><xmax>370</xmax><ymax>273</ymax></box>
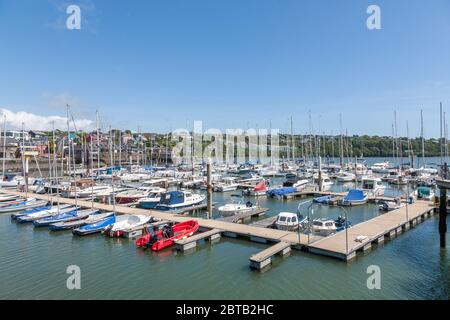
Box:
<box><xmin>339</xmin><ymin>206</ymin><xmax>349</xmax><ymax>255</ymax></box>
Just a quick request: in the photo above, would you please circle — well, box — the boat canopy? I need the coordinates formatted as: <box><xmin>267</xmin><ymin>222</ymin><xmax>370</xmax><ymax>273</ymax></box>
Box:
<box><xmin>159</xmin><ymin>191</ymin><xmax>185</xmax><ymax>205</ymax></box>
<box><xmin>267</xmin><ymin>187</ymin><xmax>297</xmax><ymax>197</ymax></box>
<box><xmin>417</xmin><ymin>187</ymin><xmax>431</xmax><ymax>196</ymax></box>
<box><xmin>344</xmin><ymin>189</ymin><xmax>366</xmax><ymax>202</ymax></box>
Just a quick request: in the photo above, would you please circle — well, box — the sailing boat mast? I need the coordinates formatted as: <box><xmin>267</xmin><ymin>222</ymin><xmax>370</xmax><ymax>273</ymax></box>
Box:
<box><xmin>421</xmin><ymin>109</ymin><xmax>425</xmax><ymax>167</ymax></box>
<box><xmin>96</xmin><ymin>110</ymin><xmax>100</xmax><ymax>170</ymax></box>
<box><xmin>339</xmin><ymin>113</ymin><xmax>343</xmax><ymax>169</ymax></box>
<box><xmin>290</xmin><ymin>116</ymin><xmax>294</xmax><ymax>162</ymax></box>
<box><xmin>2</xmin><ymin>114</ymin><xmax>6</xmax><ymax>178</ymax></box>
<box><xmin>66</xmin><ymin>104</ymin><xmax>71</xmax><ymax>177</ymax></box>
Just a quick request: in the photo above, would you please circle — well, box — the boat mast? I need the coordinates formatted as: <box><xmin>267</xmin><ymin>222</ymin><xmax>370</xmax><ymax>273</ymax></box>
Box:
<box><xmin>440</xmin><ymin>102</ymin><xmax>443</xmax><ymax>165</ymax></box>
<box><xmin>339</xmin><ymin>113</ymin><xmax>343</xmax><ymax>169</ymax></box>
<box><xmin>52</xmin><ymin>122</ymin><xmax>60</xmax><ymax>211</ymax></box>
<box><xmin>2</xmin><ymin>114</ymin><xmax>6</xmax><ymax>178</ymax></box>
<box><xmin>290</xmin><ymin>116</ymin><xmax>294</xmax><ymax>162</ymax></box>
<box><xmin>96</xmin><ymin>110</ymin><xmax>100</xmax><ymax>171</ymax></box>
<box><xmin>421</xmin><ymin>109</ymin><xmax>425</xmax><ymax>167</ymax></box>
<box><xmin>66</xmin><ymin>104</ymin><xmax>71</xmax><ymax>177</ymax></box>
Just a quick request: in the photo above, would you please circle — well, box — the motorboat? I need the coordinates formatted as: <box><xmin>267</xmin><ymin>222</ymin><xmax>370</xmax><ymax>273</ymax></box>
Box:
<box><xmin>115</xmin><ymin>185</ymin><xmax>165</xmax><ymax>204</ymax></box>
<box><xmin>104</xmin><ymin>214</ymin><xmax>152</xmax><ymax>237</ymax></box>
<box><xmin>414</xmin><ymin>186</ymin><xmax>435</xmax><ymax>201</ymax></box>
<box><xmin>213</xmin><ymin>177</ymin><xmax>239</xmax><ymax>192</ymax></box>
<box><xmin>275</xmin><ymin>212</ymin><xmax>307</xmax><ymax>231</ymax></box>
<box><xmin>60</xmin><ymin>179</ymin><xmax>96</xmax><ymax>198</ymax></box>
<box><xmin>217</xmin><ymin>196</ymin><xmax>258</xmax><ymax>217</ymax></box>
<box><xmin>135</xmin><ymin>220</ymin><xmax>199</xmax><ymax>251</ymax></box>
<box><xmin>137</xmin><ymin>188</ymin><xmax>167</xmax><ymax>209</ymax></box>
<box><xmin>0</xmin><ymin>175</ymin><xmax>23</xmax><ymax>188</ymax></box>
<box><xmin>266</xmin><ymin>187</ymin><xmax>297</xmax><ymax>198</ymax></box>
<box><xmin>378</xmin><ymin>198</ymin><xmax>403</xmax><ymax>212</ymax></box>
<box><xmin>361</xmin><ymin>177</ymin><xmax>385</xmax><ymax>197</ymax></box>
<box><xmin>73</xmin><ymin>215</ymin><xmax>116</xmax><ymax>236</ymax></box>
<box><xmin>340</xmin><ymin>189</ymin><xmax>368</xmax><ymax>206</ymax></box>
<box><xmin>336</xmin><ymin>172</ymin><xmax>355</xmax><ymax>183</ymax></box>
<box><xmin>155</xmin><ymin>191</ymin><xmax>205</xmax><ymax>211</ymax></box>
<box><xmin>312</xmin><ymin>216</ymin><xmax>351</xmax><ymax>236</ymax></box>
<box><xmin>370</xmin><ymin>161</ymin><xmax>390</xmax><ymax>174</ymax></box>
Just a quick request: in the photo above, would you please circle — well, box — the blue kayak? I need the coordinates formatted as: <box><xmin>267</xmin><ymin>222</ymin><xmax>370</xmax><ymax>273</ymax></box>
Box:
<box><xmin>72</xmin><ymin>215</ymin><xmax>116</xmax><ymax>236</ymax></box>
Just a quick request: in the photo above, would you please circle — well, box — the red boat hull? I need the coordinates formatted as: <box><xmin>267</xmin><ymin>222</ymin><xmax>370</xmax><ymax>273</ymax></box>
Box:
<box><xmin>135</xmin><ymin>220</ymin><xmax>199</xmax><ymax>251</ymax></box>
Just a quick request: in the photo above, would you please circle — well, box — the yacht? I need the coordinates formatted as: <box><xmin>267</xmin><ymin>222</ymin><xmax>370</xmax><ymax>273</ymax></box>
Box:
<box><xmin>137</xmin><ymin>188</ymin><xmax>167</xmax><ymax>209</ymax></box>
<box><xmin>155</xmin><ymin>191</ymin><xmax>206</xmax><ymax>211</ymax></box>
<box><xmin>361</xmin><ymin>177</ymin><xmax>385</xmax><ymax>197</ymax></box>
<box><xmin>370</xmin><ymin>161</ymin><xmax>390</xmax><ymax>174</ymax></box>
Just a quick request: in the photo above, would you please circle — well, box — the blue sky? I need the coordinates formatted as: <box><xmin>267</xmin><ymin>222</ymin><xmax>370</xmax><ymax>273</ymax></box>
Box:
<box><xmin>1</xmin><ymin>0</ymin><xmax>450</xmax><ymax>137</ymax></box>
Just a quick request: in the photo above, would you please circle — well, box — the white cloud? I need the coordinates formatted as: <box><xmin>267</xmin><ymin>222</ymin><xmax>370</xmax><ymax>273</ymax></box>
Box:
<box><xmin>0</xmin><ymin>107</ymin><xmax>94</xmax><ymax>131</ymax></box>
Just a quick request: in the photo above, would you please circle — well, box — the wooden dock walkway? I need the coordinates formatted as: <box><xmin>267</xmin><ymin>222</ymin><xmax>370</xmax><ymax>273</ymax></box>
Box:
<box><xmin>249</xmin><ymin>241</ymin><xmax>291</xmax><ymax>270</ymax></box>
<box><xmin>0</xmin><ymin>189</ymin><xmax>437</xmax><ymax>265</ymax></box>
<box><xmin>217</xmin><ymin>208</ymin><xmax>268</xmax><ymax>223</ymax></box>
<box><xmin>250</xmin><ymin>216</ymin><xmax>277</xmax><ymax>228</ymax></box>
<box><xmin>175</xmin><ymin>228</ymin><xmax>222</xmax><ymax>252</ymax></box>
<box><xmin>309</xmin><ymin>200</ymin><xmax>435</xmax><ymax>261</ymax></box>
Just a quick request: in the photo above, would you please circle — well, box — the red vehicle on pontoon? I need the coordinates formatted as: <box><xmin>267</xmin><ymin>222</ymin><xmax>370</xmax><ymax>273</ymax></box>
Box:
<box><xmin>135</xmin><ymin>220</ymin><xmax>199</xmax><ymax>251</ymax></box>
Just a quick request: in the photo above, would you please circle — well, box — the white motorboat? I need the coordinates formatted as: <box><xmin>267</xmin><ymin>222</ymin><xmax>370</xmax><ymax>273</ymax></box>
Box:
<box><xmin>336</xmin><ymin>172</ymin><xmax>355</xmax><ymax>183</ymax></box>
<box><xmin>361</xmin><ymin>177</ymin><xmax>385</xmax><ymax>197</ymax></box>
<box><xmin>312</xmin><ymin>218</ymin><xmax>337</xmax><ymax>236</ymax></box>
<box><xmin>275</xmin><ymin>212</ymin><xmax>307</xmax><ymax>231</ymax></box>
<box><xmin>155</xmin><ymin>190</ymin><xmax>206</xmax><ymax>211</ymax></box>
<box><xmin>217</xmin><ymin>196</ymin><xmax>258</xmax><ymax>217</ymax></box>
<box><xmin>214</xmin><ymin>177</ymin><xmax>239</xmax><ymax>192</ymax></box>
<box><xmin>137</xmin><ymin>188</ymin><xmax>167</xmax><ymax>209</ymax></box>
<box><xmin>370</xmin><ymin>161</ymin><xmax>390</xmax><ymax>174</ymax></box>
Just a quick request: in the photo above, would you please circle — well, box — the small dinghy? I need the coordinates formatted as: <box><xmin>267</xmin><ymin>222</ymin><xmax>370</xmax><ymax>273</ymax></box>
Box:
<box><xmin>104</xmin><ymin>214</ymin><xmax>151</xmax><ymax>237</ymax></box>
<box><xmin>73</xmin><ymin>215</ymin><xmax>116</xmax><ymax>236</ymax></box>
<box><xmin>136</xmin><ymin>220</ymin><xmax>199</xmax><ymax>251</ymax></box>
<box><xmin>49</xmin><ymin>210</ymin><xmax>106</xmax><ymax>231</ymax></box>
<box><xmin>0</xmin><ymin>194</ymin><xmax>19</xmax><ymax>202</ymax></box>
<box><xmin>11</xmin><ymin>205</ymin><xmax>53</xmax><ymax>220</ymax></box>
<box><xmin>34</xmin><ymin>208</ymin><xmax>94</xmax><ymax>227</ymax></box>
<box><xmin>340</xmin><ymin>189</ymin><xmax>368</xmax><ymax>206</ymax></box>
<box><xmin>15</xmin><ymin>205</ymin><xmax>76</xmax><ymax>223</ymax></box>
<box><xmin>242</xmin><ymin>180</ymin><xmax>268</xmax><ymax>197</ymax></box>
<box><xmin>0</xmin><ymin>198</ymin><xmax>48</xmax><ymax>213</ymax></box>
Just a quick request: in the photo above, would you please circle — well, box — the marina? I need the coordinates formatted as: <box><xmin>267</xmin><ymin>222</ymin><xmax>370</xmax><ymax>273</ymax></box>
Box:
<box><xmin>1</xmin><ymin>1</ymin><xmax>450</xmax><ymax>302</ymax></box>
<box><xmin>0</xmin><ymin>186</ymin><xmax>439</xmax><ymax>266</ymax></box>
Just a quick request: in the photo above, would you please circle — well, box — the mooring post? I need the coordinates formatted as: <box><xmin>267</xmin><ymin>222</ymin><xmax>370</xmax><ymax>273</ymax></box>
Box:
<box><xmin>439</xmin><ymin>163</ymin><xmax>448</xmax><ymax>248</ymax></box>
<box><xmin>207</xmin><ymin>158</ymin><xmax>213</xmax><ymax>219</ymax></box>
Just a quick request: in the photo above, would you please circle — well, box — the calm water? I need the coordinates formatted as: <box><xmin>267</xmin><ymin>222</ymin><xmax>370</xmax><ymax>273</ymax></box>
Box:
<box><xmin>0</xmin><ymin>157</ymin><xmax>448</xmax><ymax>300</ymax></box>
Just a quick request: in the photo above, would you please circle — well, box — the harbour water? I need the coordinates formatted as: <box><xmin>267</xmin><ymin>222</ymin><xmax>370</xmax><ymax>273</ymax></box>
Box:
<box><xmin>0</xmin><ymin>158</ymin><xmax>448</xmax><ymax>300</ymax></box>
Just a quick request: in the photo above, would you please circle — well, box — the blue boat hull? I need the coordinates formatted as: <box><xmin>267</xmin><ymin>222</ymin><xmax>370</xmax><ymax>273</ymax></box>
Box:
<box><xmin>139</xmin><ymin>201</ymin><xmax>159</xmax><ymax>209</ymax></box>
<box><xmin>73</xmin><ymin>216</ymin><xmax>116</xmax><ymax>235</ymax></box>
